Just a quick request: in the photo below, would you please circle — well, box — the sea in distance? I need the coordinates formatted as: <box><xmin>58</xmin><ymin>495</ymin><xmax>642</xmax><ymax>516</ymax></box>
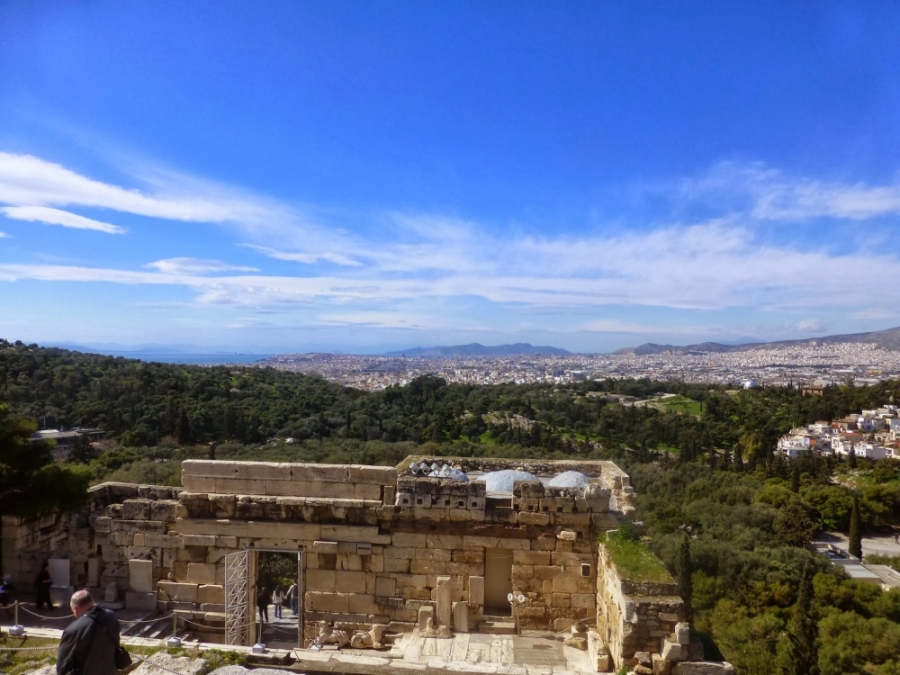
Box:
<box><xmin>144</xmin><ymin>353</ymin><xmax>273</xmax><ymax>365</ymax></box>
<box><xmin>98</xmin><ymin>351</ymin><xmax>274</xmax><ymax>366</ymax></box>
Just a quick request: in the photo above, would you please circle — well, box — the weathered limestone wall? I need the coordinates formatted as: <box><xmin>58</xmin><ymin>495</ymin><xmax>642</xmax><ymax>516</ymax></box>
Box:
<box><xmin>3</xmin><ymin>456</ymin><xmax>657</xmax><ymax>655</ymax></box>
<box><xmin>3</xmin><ymin>456</ymin><xmax>738</xmax><ymax>671</ymax></box>
<box><xmin>87</xmin><ymin>484</ymin><xmax>184</xmax><ymax>593</ymax></box>
<box><xmin>168</xmin><ymin>458</ymin><xmax>626</xmax><ymax>641</ymax></box>
<box><xmin>595</xmin><ymin>541</ymin><xmax>687</xmax><ymax>670</ymax></box>
<box><xmin>2</xmin><ymin>512</ymin><xmax>75</xmax><ymax>587</ymax></box>
<box><xmin>1</xmin><ymin>483</ymin><xmax>180</xmax><ymax>590</ymax></box>
<box><xmin>181</xmin><ymin>460</ymin><xmax>396</xmax><ymax>501</ymax></box>
<box><xmin>171</xmin><ymin>483</ymin><xmax>601</xmax><ymax>636</ymax></box>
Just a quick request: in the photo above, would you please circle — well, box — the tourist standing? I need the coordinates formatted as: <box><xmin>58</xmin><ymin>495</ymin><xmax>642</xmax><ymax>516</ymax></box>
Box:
<box><xmin>256</xmin><ymin>586</ymin><xmax>270</xmax><ymax>624</ymax></box>
<box><xmin>273</xmin><ymin>585</ymin><xmax>284</xmax><ymax>619</ymax></box>
<box><xmin>56</xmin><ymin>590</ymin><xmax>121</xmax><ymax>675</ymax></box>
<box><xmin>286</xmin><ymin>581</ymin><xmax>298</xmax><ymax>615</ymax></box>
<box><xmin>35</xmin><ymin>561</ymin><xmax>54</xmax><ymax>610</ymax></box>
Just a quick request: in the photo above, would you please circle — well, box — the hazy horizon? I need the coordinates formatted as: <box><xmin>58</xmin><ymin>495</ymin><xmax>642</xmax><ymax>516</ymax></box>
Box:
<box><xmin>2</xmin><ymin>3</ymin><xmax>899</xmax><ymax>353</ymax></box>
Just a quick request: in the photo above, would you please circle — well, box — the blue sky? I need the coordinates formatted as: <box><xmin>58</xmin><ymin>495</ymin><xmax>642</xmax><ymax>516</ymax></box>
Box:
<box><xmin>1</xmin><ymin>1</ymin><xmax>900</xmax><ymax>354</ymax></box>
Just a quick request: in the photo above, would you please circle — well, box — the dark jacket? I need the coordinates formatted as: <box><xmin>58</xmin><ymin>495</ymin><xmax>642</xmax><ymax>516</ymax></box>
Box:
<box><xmin>56</xmin><ymin>606</ymin><xmax>120</xmax><ymax>675</ymax></box>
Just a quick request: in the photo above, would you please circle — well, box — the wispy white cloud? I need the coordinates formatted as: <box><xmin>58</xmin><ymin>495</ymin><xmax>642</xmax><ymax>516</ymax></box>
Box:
<box><xmin>2</xmin><ymin>219</ymin><xmax>900</xmax><ymax>316</ymax></box>
<box><xmin>678</xmin><ymin>161</ymin><xmax>900</xmax><ymax>221</ymax></box>
<box><xmin>4</xmin><ymin>151</ymin><xmax>900</xmax><ymax>339</ymax></box>
<box><xmin>146</xmin><ymin>258</ymin><xmax>258</xmax><ymax>275</ymax></box>
<box><xmin>850</xmin><ymin>308</ymin><xmax>897</xmax><ymax>321</ymax></box>
<box><xmin>0</xmin><ymin>152</ymin><xmax>357</xmax><ymax>262</ymax></box>
<box><xmin>1</xmin><ymin>205</ymin><xmax>126</xmax><ymax>234</ymax></box>
<box><xmin>579</xmin><ymin>320</ymin><xmax>674</xmax><ymax>334</ymax></box>
<box><xmin>228</xmin><ymin>318</ymin><xmax>276</xmax><ymax>329</ymax></box>
<box><xmin>318</xmin><ymin>312</ymin><xmax>432</xmax><ymax>329</ymax></box>
<box><xmin>0</xmin><ymin>231</ymin><xmax>8</xmax><ymax>238</ymax></box>
<box><xmin>791</xmin><ymin>319</ymin><xmax>829</xmax><ymax>334</ymax></box>
<box><xmin>132</xmin><ymin>301</ymin><xmax>197</xmax><ymax>311</ymax></box>
<box><xmin>240</xmin><ymin>244</ymin><xmax>361</xmax><ymax>267</ymax></box>
<box><xmin>0</xmin><ymin>153</ymin><xmax>230</xmax><ymax>221</ymax></box>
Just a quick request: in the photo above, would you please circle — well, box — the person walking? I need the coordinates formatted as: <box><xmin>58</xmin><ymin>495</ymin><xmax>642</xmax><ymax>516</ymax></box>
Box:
<box><xmin>286</xmin><ymin>581</ymin><xmax>298</xmax><ymax>616</ymax></box>
<box><xmin>256</xmin><ymin>586</ymin><xmax>270</xmax><ymax>624</ymax></box>
<box><xmin>272</xmin><ymin>585</ymin><xmax>284</xmax><ymax>619</ymax></box>
<box><xmin>56</xmin><ymin>589</ymin><xmax>121</xmax><ymax>675</ymax></box>
<box><xmin>35</xmin><ymin>561</ymin><xmax>54</xmax><ymax>610</ymax></box>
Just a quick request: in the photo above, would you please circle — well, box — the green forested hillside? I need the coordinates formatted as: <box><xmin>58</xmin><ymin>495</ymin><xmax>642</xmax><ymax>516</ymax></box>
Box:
<box><xmin>1</xmin><ymin>338</ymin><xmax>897</xmax><ymax>455</ymax></box>
<box><xmin>628</xmin><ymin>458</ymin><xmax>900</xmax><ymax>675</ymax></box>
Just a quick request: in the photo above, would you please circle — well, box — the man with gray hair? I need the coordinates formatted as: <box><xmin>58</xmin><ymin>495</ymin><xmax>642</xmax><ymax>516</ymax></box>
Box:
<box><xmin>56</xmin><ymin>589</ymin><xmax>121</xmax><ymax>675</ymax></box>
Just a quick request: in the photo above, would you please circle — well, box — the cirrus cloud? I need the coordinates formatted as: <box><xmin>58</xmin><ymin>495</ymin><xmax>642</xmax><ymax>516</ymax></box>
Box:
<box><xmin>145</xmin><ymin>258</ymin><xmax>258</xmax><ymax>275</ymax></box>
<box><xmin>4</xmin><ymin>150</ymin><xmax>900</xmax><ymax>345</ymax></box>
<box><xmin>1</xmin><ymin>205</ymin><xmax>126</xmax><ymax>234</ymax></box>
<box><xmin>678</xmin><ymin>161</ymin><xmax>900</xmax><ymax>221</ymax></box>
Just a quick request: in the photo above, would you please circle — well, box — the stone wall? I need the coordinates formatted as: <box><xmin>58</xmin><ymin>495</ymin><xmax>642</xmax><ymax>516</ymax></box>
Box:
<box><xmin>4</xmin><ymin>456</ymin><xmax>692</xmax><ymax>665</ymax></box>
<box><xmin>2</xmin><ymin>512</ymin><xmax>75</xmax><ymax>587</ymax></box>
<box><xmin>595</xmin><ymin>538</ymin><xmax>689</xmax><ymax>671</ymax></box>
<box><xmin>1</xmin><ymin>483</ymin><xmax>180</xmax><ymax>591</ymax></box>
<box><xmin>181</xmin><ymin>460</ymin><xmax>396</xmax><ymax>501</ymax></box>
<box><xmin>86</xmin><ymin>484</ymin><xmax>183</xmax><ymax>594</ymax></box>
<box><xmin>171</xmin><ymin>476</ymin><xmax>606</xmax><ymax>638</ymax></box>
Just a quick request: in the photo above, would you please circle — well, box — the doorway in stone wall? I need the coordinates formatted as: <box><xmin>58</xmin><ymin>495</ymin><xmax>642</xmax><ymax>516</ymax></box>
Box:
<box><xmin>252</xmin><ymin>550</ymin><xmax>303</xmax><ymax>648</ymax></box>
<box><xmin>484</xmin><ymin>548</ymin><xmax>513</xmax><ymax>615</ymax></box>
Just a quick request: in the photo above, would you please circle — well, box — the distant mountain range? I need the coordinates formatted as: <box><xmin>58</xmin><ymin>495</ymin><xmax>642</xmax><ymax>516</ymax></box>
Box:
<box><xmin>385</xmin><ymin>342</ymin><xmax>572</xmax><ymax>357</ymax></box>
<box><xmin>613</xmin><ymin>326</ymin><xmax>900</xmax><ymax>355</ymax></box>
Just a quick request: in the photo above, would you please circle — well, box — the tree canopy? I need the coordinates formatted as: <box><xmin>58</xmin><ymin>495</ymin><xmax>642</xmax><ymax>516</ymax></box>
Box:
<box><xmin>0</xmin><ymin>403</ymin><xmax>90</xmax><ymax>517</ymax></box>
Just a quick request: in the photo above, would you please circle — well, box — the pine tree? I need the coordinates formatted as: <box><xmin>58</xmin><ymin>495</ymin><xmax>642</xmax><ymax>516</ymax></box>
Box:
<box><xmin>783</xmin><ymin>565</ymin><xmax>819</xmax><ymax>675</ymax></box>
<box><xmin>677</xmin><ymin>533</ymin><xmax>693</xmax><ymax>625</ymax></box>
<box><xmin>0</xmin><ymin>404</ymin><xmax>89</xmax><ymax>520</ymax></box>
<box><xmin>848</xmin><ymin>494</ymin><xmax>862</xmax><ymax>559</ymax></box>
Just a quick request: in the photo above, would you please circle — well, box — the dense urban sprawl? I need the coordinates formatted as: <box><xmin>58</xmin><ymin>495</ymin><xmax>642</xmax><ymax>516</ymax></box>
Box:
<box><xmin>259</xmin><ymin>343</ymin><xmax>900</xmax><ymax>390</ymax></box>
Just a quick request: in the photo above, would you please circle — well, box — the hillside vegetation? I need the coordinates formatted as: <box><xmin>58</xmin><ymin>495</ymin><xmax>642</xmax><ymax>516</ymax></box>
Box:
<box><xmin>2</xmin><ymin>339</ymin><xmax>900</xmax><ymax>673</ymax></box>
<box><xmin>2</xmin><ymin>338</ymin><xmax>897</xmax><ymax>456</ymax></box>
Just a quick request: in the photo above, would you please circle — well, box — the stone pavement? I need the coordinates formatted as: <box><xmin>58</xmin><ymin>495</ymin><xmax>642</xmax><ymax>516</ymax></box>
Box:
<box><xmin>289</xmin><ymin>629</ymin><xmax>596</xmax><ymax>675</ymax></box>
<box><xmin>258</xmin><ymin>602</ymin><xmax>299</xmax><ymax>649</ymax></box>
<box><xmin>6</xmin><ymin>622</ymin><xmax>597</xmax><ymax>675</ymax></box>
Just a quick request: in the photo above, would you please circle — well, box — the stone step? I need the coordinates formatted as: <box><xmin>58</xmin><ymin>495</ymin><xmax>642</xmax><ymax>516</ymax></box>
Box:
<box><xmin>478</xmin><ymin>620</ymin><xmax>516</xmax><ymax>635</ymax></box>
<box><xmin>481</xmin><ymin>613</ymin><xmax>512</xmax><ymax>622</ymax></box>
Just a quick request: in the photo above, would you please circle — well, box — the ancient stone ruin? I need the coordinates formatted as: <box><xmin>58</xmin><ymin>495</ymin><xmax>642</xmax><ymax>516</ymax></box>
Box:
<box><xmin>2</xmin><ymin>456</ymin><xmax>733</xmax><ymax>673</ymax></box>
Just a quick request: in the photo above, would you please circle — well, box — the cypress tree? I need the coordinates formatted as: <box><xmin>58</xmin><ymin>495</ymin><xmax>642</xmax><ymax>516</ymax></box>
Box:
<box><xmin>790</xmin><ymin>463</ymin><xmax>801</xmax><ymax>493</ymax></box>
<box><xmin>847</xmin><ymin>447</ymin><xmax>857</xmax><ymax>469</ymax></box>
<box><xmin>783</xmin><ymin>565</ymin><xmax>819</xmax><ymax>675</ymax></box>
<box><xmin>177</xmin><ymin>409</ymin><xmax>191</xmax><ymax>444</ymax></box>
<box><xmin>677</xmin><ymin>533</ymin><xmax>693</xmax><ymax>625</ymax></box>
<box><xmin>848</xmin><ymin>494</ymin><xmax>862</xmax><ymax>559</ymax></box>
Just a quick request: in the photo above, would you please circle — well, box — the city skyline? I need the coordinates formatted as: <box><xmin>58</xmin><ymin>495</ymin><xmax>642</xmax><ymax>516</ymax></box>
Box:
<box><xmin>2</xmin><ymin>2</ymin><xmax>900</xmax><ymax>353</ymax></box>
